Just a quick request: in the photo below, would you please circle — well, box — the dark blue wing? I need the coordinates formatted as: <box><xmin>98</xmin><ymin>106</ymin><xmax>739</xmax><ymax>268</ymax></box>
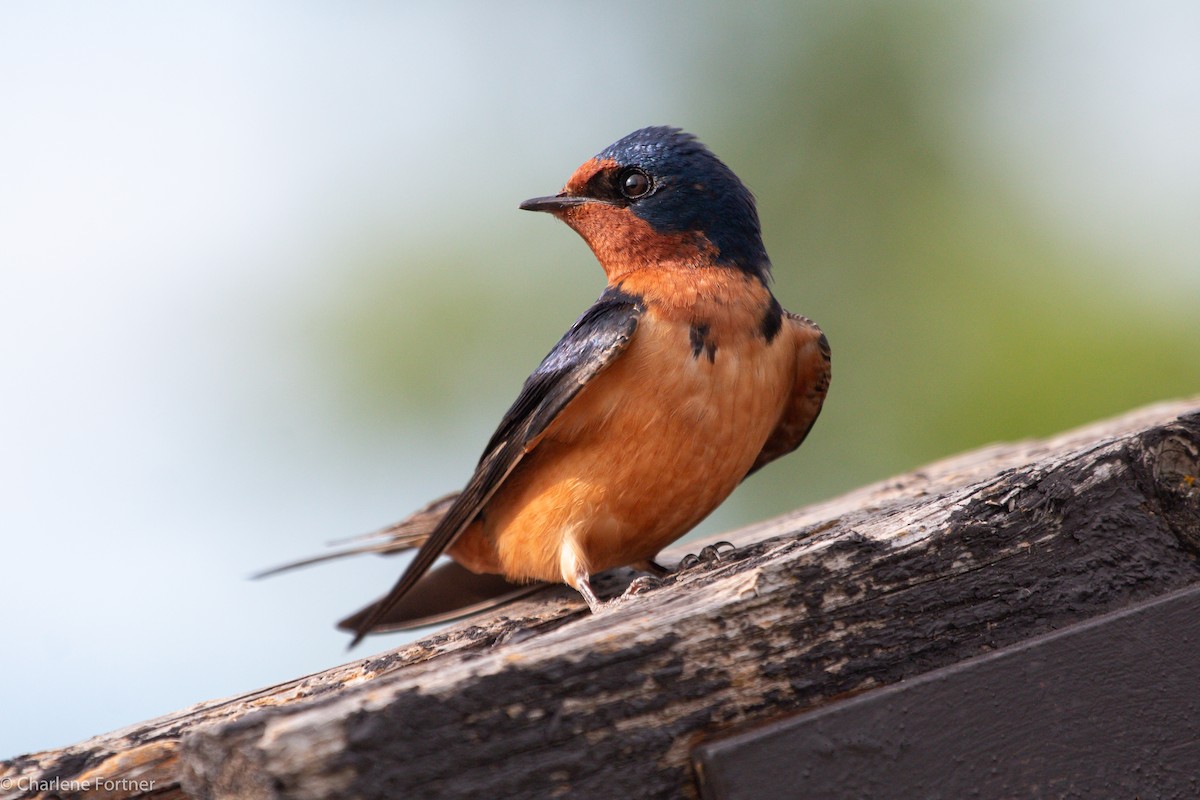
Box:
<box><xmin>479</xmin><ymin>286</ymin><xmax>644</xmax><ymax>460</ymax></box>
<box><xmin>349</xmin><ymin>286</ymin><xmax>643</xmax><ymax>644</ymax></box>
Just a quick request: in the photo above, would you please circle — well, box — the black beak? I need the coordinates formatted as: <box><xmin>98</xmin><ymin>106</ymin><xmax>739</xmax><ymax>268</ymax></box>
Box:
<box><xmin>519</xmin><ymin>193</ymin><xmax>590</xmax><ymax>213</ymax></box>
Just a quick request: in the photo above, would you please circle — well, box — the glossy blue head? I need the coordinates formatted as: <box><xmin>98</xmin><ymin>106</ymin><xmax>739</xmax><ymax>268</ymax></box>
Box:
<box><xmin>521</xmin><ymin>127</ymin><xmax>771</xmax><ymax>281</ymax></box>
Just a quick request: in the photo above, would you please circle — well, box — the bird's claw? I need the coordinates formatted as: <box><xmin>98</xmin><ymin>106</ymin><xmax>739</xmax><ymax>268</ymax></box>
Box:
<box><xmin>677</xmin><ymin>541</ymin><xmax>737</xmax><ymax>571</ymax></box>
<box><xmin>622</xmin><ymin>575</ymin><xmax>665</xmax><ymax>598</ymax></box>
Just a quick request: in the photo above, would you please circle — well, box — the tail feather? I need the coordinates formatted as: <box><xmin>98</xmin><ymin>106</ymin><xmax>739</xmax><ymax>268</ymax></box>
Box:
<box><xmin>337</xmin><ymin>560</ymin><xmax>547</xmax><ymax>634</ymax></box>
<box><xmin>255</xmin><ymin>490</ymin><xmax>551</xmax><ymax>637</ymax></box>
<box><xmin>252</xmin><ymin>491</ymin><xmax>460</xmax><ymax>579</ymax></box>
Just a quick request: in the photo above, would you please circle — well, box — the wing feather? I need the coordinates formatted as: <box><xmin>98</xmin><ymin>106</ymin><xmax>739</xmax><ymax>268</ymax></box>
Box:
<box><xmin>747</xmin><ymin>312</ymin><xmax>831</xmax><ymax>476</ymax></box>
<box><xmin>349</xmin><ymin>287</ymin><xmax>643</xmax><ymax>644</ymax></box>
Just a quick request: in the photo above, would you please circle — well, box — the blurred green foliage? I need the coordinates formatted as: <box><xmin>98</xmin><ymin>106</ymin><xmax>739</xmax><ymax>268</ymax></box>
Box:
<box><xmin>312</xmin><ymin>2</ymin><xmax>1198</xmax><ymax>528</ymax></box>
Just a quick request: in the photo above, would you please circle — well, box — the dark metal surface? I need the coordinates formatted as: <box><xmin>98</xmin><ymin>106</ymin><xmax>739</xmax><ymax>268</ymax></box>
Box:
<box><xmin>694</xmin><ymin>583</ymin><xmax>1200</xmax><ymax>800</ymax></box>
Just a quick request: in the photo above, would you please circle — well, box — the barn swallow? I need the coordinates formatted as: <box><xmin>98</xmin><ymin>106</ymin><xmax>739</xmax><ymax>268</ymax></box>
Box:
<box><xmin>264</xmin><ymin>127</ymin><xmax>831</xmax><ymax>646</ymax></box>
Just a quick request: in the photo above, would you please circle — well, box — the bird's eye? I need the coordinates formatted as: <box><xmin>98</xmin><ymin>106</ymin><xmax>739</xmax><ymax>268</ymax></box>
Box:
<box><xmin>620</xmin><ymin>169</ymin><xmax>652</xmax><ymax>200</ymax></box>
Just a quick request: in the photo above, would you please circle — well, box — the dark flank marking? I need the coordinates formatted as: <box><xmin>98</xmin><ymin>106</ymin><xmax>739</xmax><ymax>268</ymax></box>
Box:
<box><xmin>760</xmin><ymin>295</ymin><xmax>783</xmax><ymax>343</ymax></box>
<box><xmin>689</xmin><ymin>323</ymin><xmax>717</xmax><ymax>363</ymax></box>
<box><xmin>689</xmin><ymin>323</ymin><xmax>708</xmax><ymax>358</ymax></box>
<box><xmin>817</xmin><ymin>331</ymin><xmax>831</xmax><ymax>361</ymax></box>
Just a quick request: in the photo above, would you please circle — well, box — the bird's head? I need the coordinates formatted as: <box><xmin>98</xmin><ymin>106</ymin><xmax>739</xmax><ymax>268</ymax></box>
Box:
<box><xmin>521</xmin><ymin>127</ymin><xmax>770</xmax><ymax>283</ymax></box>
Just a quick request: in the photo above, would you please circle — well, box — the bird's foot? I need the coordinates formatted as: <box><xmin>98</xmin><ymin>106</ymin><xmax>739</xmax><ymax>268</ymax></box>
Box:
<box><xmin>678</xmin><ymin>541</ymin><xmax>735</xmax><ymax>571</ymax></box>
<box><xmin>574</xmin><ymin>574</ymin><xmax>604</xmax><ymax>613</ymax></box>
<box><xmin>622</xmin><ymin>574</ymin><xmax>666</xmax><ymax>598</ymax></box>
<box><xmin>677</xmin><ymin>541</ymin><xmax>737</xmax><ymax>571</ymax></box>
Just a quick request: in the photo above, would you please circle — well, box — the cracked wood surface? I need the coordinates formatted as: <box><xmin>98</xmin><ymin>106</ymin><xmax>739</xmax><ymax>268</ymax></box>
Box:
<box><xmin>3</xmin><ymin>398</ymin><xmax>1198</xmax><ymax>800</ymax></box>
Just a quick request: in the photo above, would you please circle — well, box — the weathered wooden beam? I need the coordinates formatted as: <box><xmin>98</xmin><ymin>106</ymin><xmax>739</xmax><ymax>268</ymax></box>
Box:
<box><xmin>3</xmin><ymin>398</ymin><xmax>1197</xmax><ymax>800</ymax></box>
